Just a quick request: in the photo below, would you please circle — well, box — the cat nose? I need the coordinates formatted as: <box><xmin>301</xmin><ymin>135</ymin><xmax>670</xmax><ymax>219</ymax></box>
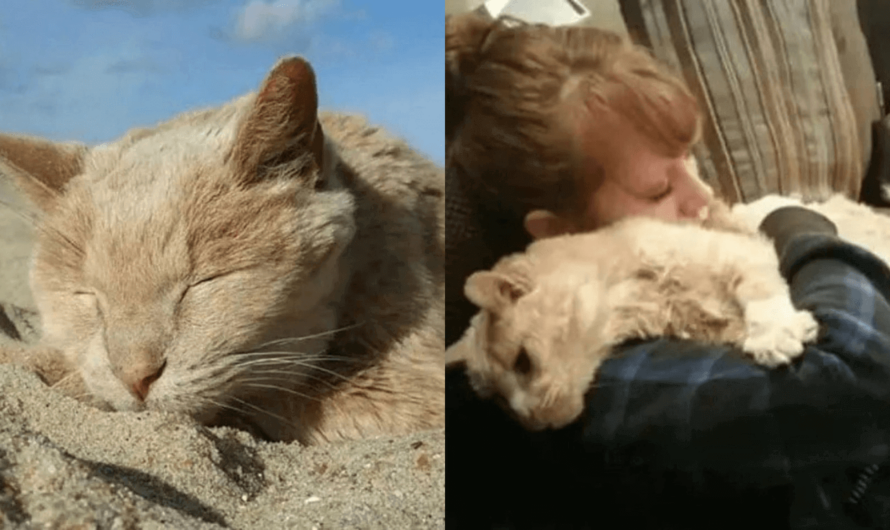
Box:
<box><xmin>119</xmin><ymin>360</ymin><xmax>166</xmax><ymax>402</ymax></box>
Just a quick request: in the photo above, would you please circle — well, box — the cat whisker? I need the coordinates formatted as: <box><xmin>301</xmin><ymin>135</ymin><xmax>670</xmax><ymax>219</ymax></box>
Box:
<box><xmin>228</xmin><ymin>396</ymin><xmax>297</xmax><ymax>428</ymax></box>
<box><xmin>48</xmin><ymin>371</ymin><xmax>79</xmax><ymax>390</ymax></box>
<box><xmin>234</xmin><ymin>351</ymin><xmax>365</xmax><ymax>365</ymax></box>
<box><xmin>228</xmin><ymin>355</ymin><xmax>333</xmax><ymax>378</ymax></box>
<box><xmin>201</xmin><ymin>396</ymin><xmax>256</xmax><ymax>418</ymax></box>
<box><xmin>247</xmin><ymin>322</ymin><xmax>365</xmax><ymax>351</ymax></box>
<box><xmin>233</xmin><ymin>366</ymin><xmax>344</xmax><ymax>391</ymax></box>
<box><xmin>233</xmin><ymin>350</ymin><xmax>358</xmax><ymax>360</ymax></box>
<box><xmin>237</xmin><ymin>381</ymin><xmax>323</xmax><ymax>403</ymax></box>
<box><xmin>51</xmin><ymin>389</ymin><xmax>91</xmax><ymax>403</ymax></box>
<box><xmin>230</xmin><ymin>357</ymin><xmax>317</xmax><ymax>368</ymax></box>
<box><xmin>233</xmin><ymin>353</ymin><xmax>363</xmax><ymax>368</ymax></box>
<box><xmin>297</xmin><ymin>362</ymin><xmax>358</xmax><ymax>383</ymax></box>
<box><xmin>232</xmin><ymin>359</ymin><xmax>335</xmax><ymax>379</ymax></box>
<box><xmin>47</xmin><ymin>372</ymin><xmax>96</xmax><ymax>402</ymax></box>
<box><xmin>231</xmin><ymin>348</ymin><xmax>365</xmax><ymax>366</ymax></box>
<box><xmin>58</xmin><ymin>388</ymin><xmax>93</xmax><ymax>402</ymax></box>
<box><xmin>230</xmin><ymin>354</ymin><xmax>327</xmax><ymax>371</ymax></box>
<box><xmin>235</xmin><ymin>347</ymin><xmax>367</xmax><ymax>362</ymax></box>
<box><xmin>235</xmin><ymin>354</ymin><xmax>361</xmax><ymax>384</ymax></box>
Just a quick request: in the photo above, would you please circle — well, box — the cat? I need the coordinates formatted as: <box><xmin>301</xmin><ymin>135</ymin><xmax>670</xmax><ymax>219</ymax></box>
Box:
<box><xmin>446</xmin><ymin>214</ymin><xmax>819</xmax><ymax>432</ymax></box>
<box><xmin>0</xmin><ymin>56</ymin><xmax>445</xmax><ymax>445</ymax></box>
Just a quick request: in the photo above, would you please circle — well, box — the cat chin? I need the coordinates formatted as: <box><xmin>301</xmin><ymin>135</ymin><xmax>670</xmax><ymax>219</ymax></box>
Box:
<box><xmin>515</xmin><ymin>396</ymin><xmax>584</xmax><ymax>432</ymax></box>
<box><xmin>513</xmin><ymin>406</ymin><xmax>578</xmax><ymax>432</ymax></box>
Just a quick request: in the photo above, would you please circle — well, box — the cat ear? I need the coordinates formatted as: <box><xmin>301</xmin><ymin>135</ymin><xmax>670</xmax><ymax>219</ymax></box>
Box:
<box><xmin>465</xmin><ymin>270</ymin><xmax>528</xmax><ymax>313</ymax></box>
<box><xmin>231</xmin><ymin>56</ymin><xmax>326</xmax><ymax>185</ymax></box>
<box><xmin>445</xmin><ymin>323</ymin><xmax>478</xmax><ymax>366</ymax></box>
<box><xmin>0</xmin><ymin>133</ymin><xmax>87</xmax><ymax>212</ymax></box>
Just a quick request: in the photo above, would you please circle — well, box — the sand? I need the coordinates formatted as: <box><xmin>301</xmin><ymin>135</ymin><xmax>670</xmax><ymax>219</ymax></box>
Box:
<box><xmin>0</xmin><ymin>174</ymin><xmax>445</xmax><ymax>529</ymax></box>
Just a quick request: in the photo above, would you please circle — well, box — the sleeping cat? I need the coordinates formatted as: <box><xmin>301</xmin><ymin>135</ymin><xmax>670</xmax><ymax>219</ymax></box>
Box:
<box><xmin>0</xmin><ymin>57</ymin><xmax>445</xmax><ymax>445</ymax></box>
<box><xmin>446</xmin><ymin>214</ymin><xmax>819</xmax><ymax>432</ymax></box>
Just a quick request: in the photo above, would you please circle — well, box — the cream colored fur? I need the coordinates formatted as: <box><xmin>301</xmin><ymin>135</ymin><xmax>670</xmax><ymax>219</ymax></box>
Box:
<box><xmin>0</xmin><ymin>57</ymin><xmax>444</xmax><ymax>445</ymax></box>
<box><xmin>733</xmin><ymin>193</ymin><xmax>890</xmax><ymax>265</ymax></box>
<box><xmin>447</xmin><ymin>215</ymin><xmax>819</xmax><ymax>431</ymax></box>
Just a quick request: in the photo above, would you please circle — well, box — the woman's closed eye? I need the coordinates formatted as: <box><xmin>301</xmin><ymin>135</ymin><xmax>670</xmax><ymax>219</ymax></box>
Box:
<box><xmin>647</xmin><ymin>183</ymin><xmax>672</xmax><ymax>202</ymax></box>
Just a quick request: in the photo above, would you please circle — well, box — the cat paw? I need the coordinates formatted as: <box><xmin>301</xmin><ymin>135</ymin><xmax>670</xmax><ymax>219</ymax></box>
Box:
<box><xmin>794</xmin><ymin>309</ymin><xmax>820</xmax><ymax>344</ymax></box>
<box><xmin>743</xmin><ymin>298</ymin><xmax>818</xmax><ymax>367</ymax></box>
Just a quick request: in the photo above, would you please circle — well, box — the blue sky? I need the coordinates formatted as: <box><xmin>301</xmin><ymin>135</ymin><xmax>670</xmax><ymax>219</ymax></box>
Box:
<box><xmin>0</xmin><ymin>0</ymin><xmax>444</xmax><ymax>165</ymax></box>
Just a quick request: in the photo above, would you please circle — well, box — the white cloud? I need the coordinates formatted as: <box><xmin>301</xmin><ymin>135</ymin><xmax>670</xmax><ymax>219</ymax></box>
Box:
<box><xmin>68</xmin><ymin>0</ymin><xmax>215</xmax><ymax>14</ymax></box>
<box><xmin>233</xmin><ymin>0</ymin><xmax>338</xmax><ymax>43</ymax></box>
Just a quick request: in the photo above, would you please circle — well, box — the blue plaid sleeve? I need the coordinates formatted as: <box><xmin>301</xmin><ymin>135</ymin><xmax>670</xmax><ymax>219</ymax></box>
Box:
<box><xmin>582</xmin><ymin>231</ymin><xmax>890</xmax><ymax>487</ymax></box>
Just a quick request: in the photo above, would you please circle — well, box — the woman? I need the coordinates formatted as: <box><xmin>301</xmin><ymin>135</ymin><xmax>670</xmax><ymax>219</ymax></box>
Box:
<box><xmin>446</xmin><ymin>11</ymin><xmax>890</xmax><ymax>529</ymax></box>
<box><xmin>446</xmin><ymin>12</ymin><xmax>719</xmax><ymax>346</ymax></box>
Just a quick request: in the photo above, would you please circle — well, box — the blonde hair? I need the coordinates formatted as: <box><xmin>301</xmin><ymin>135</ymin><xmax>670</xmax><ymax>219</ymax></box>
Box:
<box><xmin>446</xmin><ymin>12</ymin><xmax>701</xmax><ymax>219</ymax></box>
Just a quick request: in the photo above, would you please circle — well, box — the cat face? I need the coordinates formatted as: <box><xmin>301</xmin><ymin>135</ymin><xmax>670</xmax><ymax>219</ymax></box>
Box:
<box><xmin>2</xmin><ymin>58</ymin><xmax>357</xmax><ymax>423</ymax></box>
<box><xmin>458</xmin><ymin>258</ymin><xmax>611</xmax><ymax>431</ymax></box>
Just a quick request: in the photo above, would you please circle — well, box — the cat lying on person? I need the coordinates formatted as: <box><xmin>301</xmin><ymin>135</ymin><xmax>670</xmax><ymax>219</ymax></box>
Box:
<box><xmin>446</xmin><ymin>210</ymin><xmax>820</xmax><ymax>431</ymax></box>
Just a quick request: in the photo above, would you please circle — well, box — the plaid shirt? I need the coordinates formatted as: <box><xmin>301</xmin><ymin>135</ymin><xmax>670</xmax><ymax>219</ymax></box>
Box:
<box><xmin>448</xmin><ymin>214</ymin><xmax>890</xmax><ymax>528</ymax></box>
<box><xmin>584</xmin><ymin>229</ymin><xmax>890</xmax><ymax>528</ymax></box>
<box><xmin>587</xmin><ymin>232</ymin><xmax>890</xmax><ymax>478</ymax></box>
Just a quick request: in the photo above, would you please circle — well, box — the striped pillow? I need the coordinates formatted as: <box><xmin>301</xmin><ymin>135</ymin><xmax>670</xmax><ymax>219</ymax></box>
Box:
<box><xmin>620</xmin><ymin>0</ymin><xmax>880</xmax><ymax>204</ymax></box>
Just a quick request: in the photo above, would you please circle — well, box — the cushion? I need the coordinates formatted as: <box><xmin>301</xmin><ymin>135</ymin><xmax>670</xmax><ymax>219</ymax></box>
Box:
<box><xmin>445</xmin><ymin>167</ymin><xmax>532</xmax><ymax>347</ymax></box>
<box><xmin>858</xmin><ymin>0</ymin><xmax>890</xmax><ymax>113</ymax></box>
<box><xmin>828</xmin><ymin>0</ymin><xmax>882</xmax><ymax>175</ymax></box>
<box><xmin>620</xmin><ymin>0</ymin><xmax>880</xmax><ymax>204</ymax></box>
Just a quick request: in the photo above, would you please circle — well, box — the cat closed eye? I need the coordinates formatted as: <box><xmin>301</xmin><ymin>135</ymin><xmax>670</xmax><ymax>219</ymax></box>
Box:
<box><xmin>191</xmin><ymin>272</ymin><xmax>231</xmax><ymax>288</ymax></box>
<box><xmin>177</xmin><ymin>274</ymin><xmax>227</xmax><ymax>303</ymax></box>
<box><xmin>73</xmin><ymin>291</ymin><xmax>98</xmax><ymax>304</ymax></box>
<box><xmin>72</xmin><ymin>291</ymin><xmax>103</xmax><ymax>318</ymax></box>
<box><xmin>195</xmin><ymin>275</ymin><xmax>223</xmax><ymax>286</ymax></box>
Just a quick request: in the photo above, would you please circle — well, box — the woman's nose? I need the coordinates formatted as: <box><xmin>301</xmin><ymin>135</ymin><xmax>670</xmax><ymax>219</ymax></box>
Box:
<box><xmin>678</xmin><ymin>173</ymin><xmax>711</xmax><ymax>219</ymax></box>
<box><xmin>681</xmin><ymin>192</ymin><xmax>709</xmax><ymax>219</ymax></box>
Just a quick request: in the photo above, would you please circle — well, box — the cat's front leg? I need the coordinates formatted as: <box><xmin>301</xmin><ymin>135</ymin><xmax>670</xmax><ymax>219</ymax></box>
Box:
<box><xmin>734</xmin><ymin>256</ymin><xmax>819</xmax><ymax>366</ymax></box>
<box><xmin>742</xmin><ymin>296</ymin><xmax>818</xmax><ymax>366</ymax></box>
<box><xmin>0</xmin><ymin>341</ymin><xmax>86</xmax><ymax>394</ymax></box>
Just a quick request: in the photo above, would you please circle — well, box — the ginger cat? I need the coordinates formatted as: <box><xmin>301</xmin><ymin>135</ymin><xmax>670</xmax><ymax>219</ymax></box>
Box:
<box><xmin>447</xmin><ymin>215</ymin><xmax>818</xmax><ymax>431</ymax></box>
<box><xmin>0</xmin><ymin>57</ymin><xmax>445</xmax><ymax>445</ymax></box>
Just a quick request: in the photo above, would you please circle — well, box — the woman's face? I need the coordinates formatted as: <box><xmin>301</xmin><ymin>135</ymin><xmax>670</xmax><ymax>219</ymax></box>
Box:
<box><xmin>577</xmin><ymin>109</ymin><xmax>712</xmax><ymax>231</ymax></box>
